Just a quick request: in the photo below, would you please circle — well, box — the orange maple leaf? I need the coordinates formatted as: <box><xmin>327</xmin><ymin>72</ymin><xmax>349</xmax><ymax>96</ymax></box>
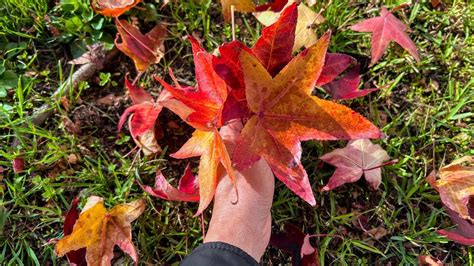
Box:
<box><xmin>91</xmin><ymin>0</ymin><xmax>142</xmax><ymax>17</ymax></box>
<box><xmin>56</xmin><ymin>197</ymin><xmax>145</xmax><ymax>266</ymax></box>
<box><xmin>171</xmin><ymin>129</ymin><xmax>235</xmax><ymax>215</ymax></box>
<box><xmin>428</xmin><ymin>156</ymin><xmax>474</xmax><ymax>222</ymax></box>
<box><xmin>233</xmin><ymin>32</ymin><xmax>382</xmax><ymax>205</ymax></box>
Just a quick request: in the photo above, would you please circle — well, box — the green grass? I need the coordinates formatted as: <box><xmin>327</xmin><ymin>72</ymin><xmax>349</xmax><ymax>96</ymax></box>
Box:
<box><xmin>1</xmin><ymin>0</ymin><xmax>473</xmax><ymax>265</ymax></box>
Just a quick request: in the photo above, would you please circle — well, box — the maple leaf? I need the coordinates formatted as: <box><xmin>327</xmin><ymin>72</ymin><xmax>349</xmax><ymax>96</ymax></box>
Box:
<box><xmin>156</xmin><ymin>36</ymin><xmax>228</xmax><ymax>130</ymax></box>
<box><xmin>255</xmin><ymin>0</ymin><xmax>288</xmax><ymax>12</ymax></box>
<box><xmin>350</xmin><ymin>7</ymin><xmax>420</xmax><ymax>65</ymax></box>
<box><xmin>141</xmin><ymin>164</ymin><xmax>200</xmax><ymax>202</ymax></box>
<box><xmin>63</xmin><ymin>198</ymin><xmax>86</xmax><ymax>266</ymax></box>
<box><xmin>118</xmin><ymin>79</ymin><xmax>169</xmax><ymax>155</ymax></box>
<box><xmin>115</xmin><ymin>19</ymin><xmax>167</xmax><ymax>72</ymax></box>
<box><xmin>428</xmin><ymin>156</ymin><xmax>474</xmax><ymax>222</ymax></box>
<box><xmin>254</xmin><ymin>1</ymin><xmax>325</xmax><ymax>53</ymax></box>
<box><xmin>320</xmin><ymin>139</ymin><xmax>390</xmax><ymax>191</ymax></box>
<box><xmin>220</xmin><ymin>0</ymin><xmax>256</xmax><ymax>22</ymax></box>
<box><xmin>252</xmin><ymin>3</ymin><xmax>298</xmax><ymax>77</ymax></box>
<box><xmin>316</xmin><ymin>53</ymin><xmax>356</xmax><ymax>86</ymax></box>
<box><xmin>91</xmin><ymin>0</ymin><xmax>142</xmax><ymax>17</ymax></box>
<box><xmin>270</xmin><ymin>224</ymin><xmax>320</xmax><ymax>266</ymax></box>
<box><xmin>233</xmin><ymin>34</ymin><xmax>382</xmax><ymax>205</ymax></box>
<box><xmin>213</xmin><ymin>4</ymin><xmax>298</xmax><ymax>121</ymax></box>
<box><xmin>171</xmin><ymin>129</ymin><xmax>235</xmax><ymax>215</ymax></box>
<box><xmin>437</xmin><ymin>206</ymin><xmax>474</xmax><ymax>246</ymax></box>
<box><xmin>293</xmin><ymin>2</ymin><xmax>325</xmax><ymax>52</ymax></box>
<box><xmin>213</xmin><ymin>40</ymin><xmax>253</xmax><ymax>121</ymax></box>
<box><xmin>56</xmin><ymin>197</ymin><xmax>145</xmax><ymax>266</ymax></box>
<box><xmin>322</xmin><ymin>64</ymin><xmax>378</xmax><ymax>100</ymax></box>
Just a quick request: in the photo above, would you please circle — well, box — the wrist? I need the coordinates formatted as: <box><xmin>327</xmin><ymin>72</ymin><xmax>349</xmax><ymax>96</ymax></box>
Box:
<box><xmin>204</xmin><ymin>213</ymin><xmax>271</xmax><ymax>262</ymax></box>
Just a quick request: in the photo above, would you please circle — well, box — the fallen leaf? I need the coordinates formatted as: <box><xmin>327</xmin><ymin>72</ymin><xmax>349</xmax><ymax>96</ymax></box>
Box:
<box><xmin>270</xmin><ymin>224</ymin><xmax>320</xmax><ymax>266</ymax></box>
<box><xmin>254</xmin><ymin>1</ymin><xmax>325</xmax><ymax>53</ymax></box>
<box><xmin>12</xmin><ymin>157</ymin><xmax>25</xmax><ymax>173</ymax></box>
<box><xmin>418</xmin><ymin>255</ymin><xmax>443</xmax><ymax>266</ymax></box>
<box><xmin>171</xmin><ymin>129</ymin><xmax>235</xmax><ymax>215</ymax></box>
<box><xmin>118</xmin><ymin>79</ymin><xmax>168</xmax><ymax>155</ymax></box>
<box><xmin>213</xmin><ymin>40</ymin><xmax>253</xmax><ymax>121</ymax></box>
<box><xmin>141</xmin><ymin>164</ymin><xmax>199</xmax><ymax>202</ymax></box>
<box><xmin>293</xmin><ymin>2</ymin><xmax>325</xmax><ymax>52</ymax></box>
<box><xmin>233</xmin><ymin>34</ymin><xmax>382</xmax><ymax>205</ymax></box>
<box><xmin>252</xmin><ymin>3</ymin><xmax>298</xmax><ymax>77</ymax></box>
<box><xmin>156</xmin><ymin>36</ymin><xmax>228</xmax><ymax>131</ymax></box>
<box><xmin>62</xmin><ymin>116</ymin><xmax>81</xmax><ymax>135</ymax></box>
<box><xmin>56</xmin><ymin>197</ymin><xmax>145</xmax><ymax>265</ymax></box>
<box><xmin>430</xmin><ymin>0</ymin><xmax>441</xmax><ymax>8</ymax></box>
<box><xmin>316</xmin><ymin>53</ymin><xmax>356</xmax><ymax>86</ymax></box>
<box><xmin>438</xmin><ymin>206</ymin><xmax>474</xmax><ymax>246</ymax></box>
<box><xmin>63</xmin><ymin>198</ymin><xmax>86</xmax><ymax>266</ymax></box>
<box><xmin>97</xmin><ymin>94</ymin><xmax>120</xmax><ymax>106</ymax></box>
<box><xmin>91</xmin><ymin>0</ymin><xmax>142</xmax><ymax>17</ymax></box>
<box><xmin>428</xmin><ymin>156</ymin><xmax>474</xmax><ymax>222</ymax></box>
<box><xmin>220</xmin><ymin>0</ymin><xmax>256</xmax><ymax>22</ymax></box>
<box><xmin>350</xmin><ymin>7</ymin><xmax>420</xmax><ymax>65</ymax></box>
<box><xmin>322</xmin><ymin>64</ymin><xmax>378</xmax><ymax>100</ymax></box>
<box><xmin>367</xmin><ymin>226</ymin><xmax>387</xmax><ymax>240</ymax></box>
<box><xmin>115</xmin><ymin>20</ymin><xmax>167</xmax><ymax>72</ymax></box>
<box><xmin>255</xmin><ymin>0</ymin><xmax>288</xmax><ymax>12</ymax></box>
<box><xmin>320</xmin><ymin>139</ymin><xmax>390</xmax><ymax>191</ymax></box>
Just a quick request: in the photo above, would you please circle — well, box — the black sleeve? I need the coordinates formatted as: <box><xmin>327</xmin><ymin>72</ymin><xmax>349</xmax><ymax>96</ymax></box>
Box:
<box><xmin>181</xmin><ymin>242</ymin><xmax>259</xmax><ymax>266</ymax></box>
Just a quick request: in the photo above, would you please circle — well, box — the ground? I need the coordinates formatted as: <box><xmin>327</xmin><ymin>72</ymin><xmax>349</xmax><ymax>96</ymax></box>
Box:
<box><xmin>0</xmin><ymin>0</ymin><xmax>473</xmax><ymax>265</ymax></box>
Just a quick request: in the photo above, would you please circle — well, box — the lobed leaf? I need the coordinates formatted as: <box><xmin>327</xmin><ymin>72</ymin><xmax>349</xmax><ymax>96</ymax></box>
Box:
<box><xmin>320</xmin><ymin>139</ymin><xmax>390</xmax><ymax>191</ymax></box>
<box><xmin>233</xmin><ymin>34</ymin><xmax>382</xmax><ymax>205</ymax></box>
<box><xmin>91</xmin><ymin>0</ymin><xmax>142</xmax><ymax>17</ymax></box>
<box><xmin>56</xmin><ymin>197</ymin><xmax>145</xmax><ymax>266</ymax></box>
<box><xmin>350</xmin><ymin>7</ymin><xmax>420</xmax><ymax>64</ymax></box>
<box><xmin>115</xmin><ymin>20</ymin><xmax>167</xmax><ymax>72</ymax></box>
<box><xmin>141</xmin><ymin>164</ymin><xmax>199</xmax><ymax>202</ymax></box>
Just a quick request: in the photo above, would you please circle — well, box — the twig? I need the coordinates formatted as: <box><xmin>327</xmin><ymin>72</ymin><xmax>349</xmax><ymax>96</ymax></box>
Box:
<box><xmin>231</xmin><ymin>5</ymin><xmax>236</xmax><ymax>41</ymax></box>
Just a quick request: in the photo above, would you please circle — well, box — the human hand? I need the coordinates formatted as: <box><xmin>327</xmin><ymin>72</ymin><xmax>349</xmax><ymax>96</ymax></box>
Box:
<box><xmin>204</xmin><ymin>122</ymin><xmax>275</xmax><ymax>262</ymax></box>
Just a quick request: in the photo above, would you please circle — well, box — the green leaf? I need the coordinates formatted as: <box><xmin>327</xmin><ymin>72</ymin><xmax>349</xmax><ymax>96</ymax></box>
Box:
<box><xmin>0</xmin><ymin>70</ymin><xmax>18</xmax><ymax>89</ymax></box>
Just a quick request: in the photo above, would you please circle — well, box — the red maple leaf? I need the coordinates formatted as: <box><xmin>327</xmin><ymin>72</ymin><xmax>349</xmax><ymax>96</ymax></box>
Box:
<box><xmin>350</xmin><ymin>7</ymin><xmax>420</xmax><ymax>65</ymax></box>
<box><xmin>233</xmin><ymin>34</ymin><xmax>382</xmax><ymax>205</ymax></box>
<box><xmin>319</xmin><ymin>139</ymin><xmax>391</xmax><ymax>191</ymax></box>
<box><xmin>252</xmin><ymin>3</ymin><xmax>298</xmax><ymax>77</ymax></box>
<box><xmin>156</xmin><ymin>37</ymin><xmax>228</xmax><ymax>131</ymax></box>
<box><xmin>141</xmin><ymin>164</ymin><xmax>199</xmax><ymax>202</ymax></box>
<box><xmin>316</xmin><ymin>53</ymin><xmax>356</xmax><ymax>86</ymax></box>
<box><xmin>63</xmin><ymin>198</ymin><xmax>86</xmax><ymax>266</ymax></box>
<box><xmin>438</xmin><ymin>206</ymin><xmax>474</xmax><ymax>246</ymax></box>
<box><xmin>255</xmin><ymin>0</ymin><xmax>288</xmax><ymax>12</ymax></box>
<box><xmin>118</xmin><ymin>79</ymin><xmax>170</xmax><ymax>155</ymax></box>
<box><xmin>322</xmin><ymin>64</ymin><xmax>378</xmax><ymax>100</ymax></box>
<box><xmin>270</xmin><ymin>223</ymin><xmax>320</xmax><ymax>266</ymax></box>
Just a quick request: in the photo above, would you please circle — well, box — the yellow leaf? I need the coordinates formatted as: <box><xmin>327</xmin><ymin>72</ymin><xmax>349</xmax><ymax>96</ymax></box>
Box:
<box><xmin>431</xmin><ymin>156</ymin><xmax>474</xmax><ymax>222</ymax></box>
<box><xmin>56</xmin><ymin>197</ymin><xmax>145</xmax><ymax>266</ymax></box>
<box><xmin>221</xmin><ymin>0</ymin><xmax>256</xmax><ymax>22</ymax></box>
